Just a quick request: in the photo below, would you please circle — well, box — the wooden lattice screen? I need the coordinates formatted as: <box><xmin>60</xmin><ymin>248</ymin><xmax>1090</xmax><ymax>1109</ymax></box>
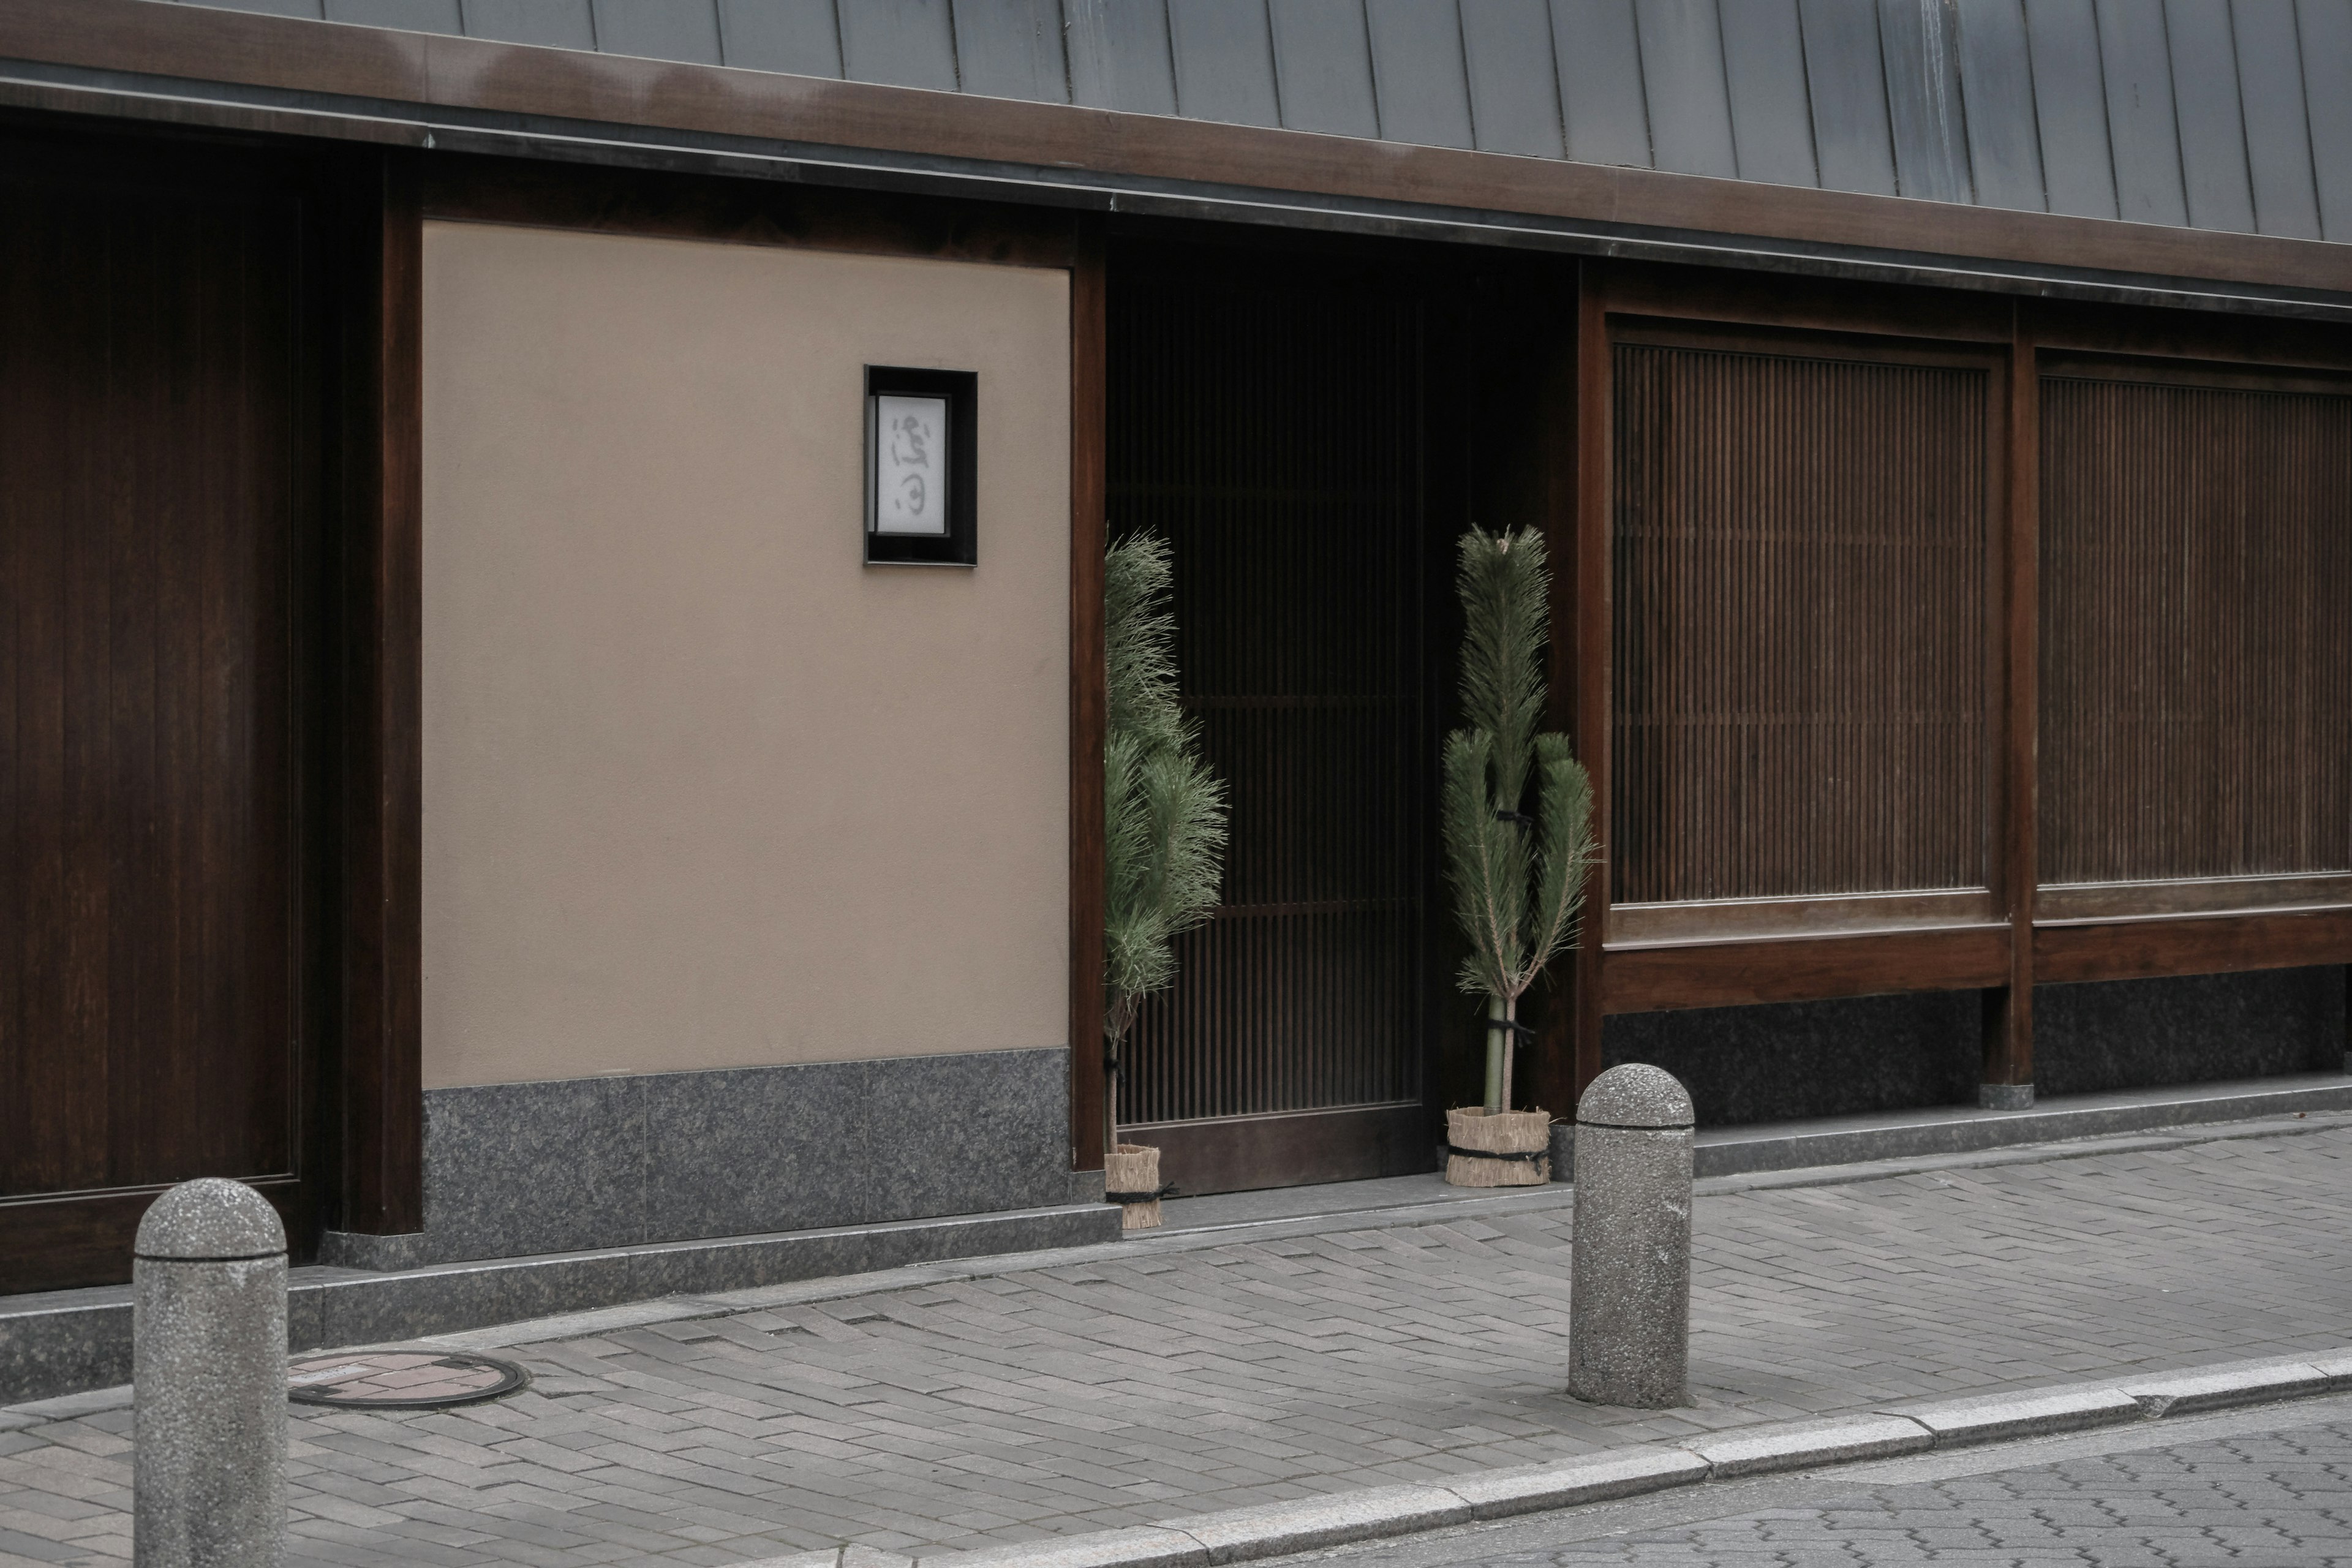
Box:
<box><xmin>1610</xmin><ymin>339</ymin><xmax>1992</xmax><ymax>906</ymax></box>
<box><xmin>1109</xmin><ymin>269</ymin><xmax>1427</xmax><ymax>1125</ymax></box>
<box><xmin>2039</xmin><ymin>370</ymin><xmax>2352</xmax><ymax>885</ymax></box>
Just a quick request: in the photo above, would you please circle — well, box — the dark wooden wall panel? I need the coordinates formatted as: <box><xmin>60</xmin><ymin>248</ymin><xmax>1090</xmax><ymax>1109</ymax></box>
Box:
<box><xmin>1610</xmin><ymin>338</ymin><xmax>1992</xmax><ymax>905</ymax></box>
<box><xmin>2038</xmin><ymin>369</ymin><xmax>2352</xmax><ymax>885</ymax></box>
<box><xmin>1110</xmin><ymin>255</ymin><xmax>1426</xmax><ymax>1128</ymax></box>
<box><xmin>1</xmin><ymin>132</ymin><xmax>325</xmax><ymax>1289</ymax></box>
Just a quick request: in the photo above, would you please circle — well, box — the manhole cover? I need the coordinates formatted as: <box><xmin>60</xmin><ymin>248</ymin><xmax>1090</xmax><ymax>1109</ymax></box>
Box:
<box><xmin>287</xmin><ymin>1351</ymin><xmax>529</xmax><ymax>1409</ymax></box>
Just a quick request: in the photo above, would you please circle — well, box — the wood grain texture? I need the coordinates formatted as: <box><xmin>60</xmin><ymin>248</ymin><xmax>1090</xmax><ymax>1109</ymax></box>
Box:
<box><xmin>1604</xmin><ymin>925</ymin><xmax>2013</xmax><ymax>1013</ymax></box>
<box><xmin>1986</xmin><ymin>305</ymin><xmax>2039</xmax><ymax>1088</ymax></box>
<box><xmin>2036</xmin><ymin>874</ymin><xmax>2352</xmax><ymax>920</ymax></box>
<box><xmin>1068</xmin><ymin>216</ymin><xmax>1107</xmax><ymax>1172</ymax></box>
<box><xmin>1120</xmin><ymin>1102</ymin><xmax>1430</xmax><ymax>1196</ymax></box>
<box><xmin>1570</xmin><ymin>268</ymin><xmax>1611</xmax><ymax>1098</ymax></box>
<box><xmin>1607</xmin><ymin>891</ymin><xmax>1994</xmax><ymax>944</ymax></box>
<box><xmin>7</xmin><ymin>0</ymin><xmax>2352</xmax><ymax>298</ymax></box>
<box><xmin>0</xmin><ymin>126</ymin><xmax>327</xmax><ymax>1289</ymax></box>
<box><xmin>420</xmin><ymin>154</ymin><xmax>1079</xmax><ymax>269</ymax></box>
<box><xmin>337</xmin><ymin>149</ymin><xmax>424</xmax><ymax>1235</ymax></box>
<box><xmin>1608</xmin><ymin>330</ymin><xmax>1996</xmax><ymax>906</ymax></box>
<box><xmin>2037</xmin><ymin>361</ymin><xmax>2352</xmax><ymax>888</ymax></box>
<box><xmin>2034</xmin><ymin>907</ymin><xmax>2352</xmax><ymax>985</ymax></box>
<box><xmin>0</xmin><ymin>1178</ymin><xmax>304</xmax><ymax>1297</ymax></box>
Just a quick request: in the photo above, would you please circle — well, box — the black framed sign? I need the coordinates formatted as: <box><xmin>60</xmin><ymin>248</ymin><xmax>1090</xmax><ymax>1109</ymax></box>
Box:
<box><xmin>864</xmin><ymin>365</ymin><xmax>978</xmax><ymax>565</ymax></box>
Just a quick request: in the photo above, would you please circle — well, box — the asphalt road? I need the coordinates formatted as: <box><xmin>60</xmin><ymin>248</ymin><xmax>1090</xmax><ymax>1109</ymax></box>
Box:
<box><xmin>1304</xmin><ymin>1392</ymin><xmax>2352</xmax><ymax>1567</ymax></box>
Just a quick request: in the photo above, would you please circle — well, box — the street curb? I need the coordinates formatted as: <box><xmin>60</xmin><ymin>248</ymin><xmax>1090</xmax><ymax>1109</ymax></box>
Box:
<box><xmin>735</xmin><ymin>1349</ymin><xmax>2352</xmax><ymax>1568</ymax></box>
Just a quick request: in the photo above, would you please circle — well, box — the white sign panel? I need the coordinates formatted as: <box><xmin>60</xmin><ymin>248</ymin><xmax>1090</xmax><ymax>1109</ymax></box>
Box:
<box><xmin>872</xmin><ymin>394</ymin><xmax>950</xmax><ymax>535</ymax></box>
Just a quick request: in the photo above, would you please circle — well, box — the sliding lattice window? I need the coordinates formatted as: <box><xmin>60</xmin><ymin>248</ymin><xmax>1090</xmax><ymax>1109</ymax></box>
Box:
<box><xmin>2038</xmin><ymin>364</ymin><xmax>2352</xmax><ymax>913</ymax></box>
<box><xmin>1610</xmin><ymin>334</ymin><xmax>1995</xmax><ymax>939</ymax></box>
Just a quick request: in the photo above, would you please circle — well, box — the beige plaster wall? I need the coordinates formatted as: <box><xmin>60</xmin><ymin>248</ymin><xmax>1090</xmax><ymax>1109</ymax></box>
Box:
<box><xmin>421</xmin><ymin>221</ymin><xmax>1070</xmax><ymax>1088</ymax></box>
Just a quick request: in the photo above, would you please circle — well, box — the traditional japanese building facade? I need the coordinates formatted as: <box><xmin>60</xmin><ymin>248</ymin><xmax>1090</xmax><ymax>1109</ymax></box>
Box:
<box><xmin>2</xmin><ymin>0</ymin><xmax>2347</xmax><ymax>1296</ymax></box>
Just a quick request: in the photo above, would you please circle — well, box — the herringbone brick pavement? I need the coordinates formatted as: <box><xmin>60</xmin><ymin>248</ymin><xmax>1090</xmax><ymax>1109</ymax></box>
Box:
<box><xmin>3</xmin><ymin>1125</ymin><xmax>2350</xmax><ymax>1566</ymax></box>
<box><xmin>1395</xmin><ymin>1417</ymin><xmax>2352</xmax><ymax>1566</ymax></box>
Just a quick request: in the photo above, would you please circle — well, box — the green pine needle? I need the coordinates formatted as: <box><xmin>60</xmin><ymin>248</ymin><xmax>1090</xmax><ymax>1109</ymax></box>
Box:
<box><xmin>1441</xmin><ymin>528</ymin><xmax>1597</xmax><ymax>1005</ymax></box>
<box><xmin>1104</xmin><ymin>534</ymin><xmax>1229</xmax><ymax>1038</ymax></box>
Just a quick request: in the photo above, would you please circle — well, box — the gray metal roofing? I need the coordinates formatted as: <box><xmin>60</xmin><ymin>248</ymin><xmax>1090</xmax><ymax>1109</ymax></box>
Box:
<box><xmin>176</xmin><ymin>0</ymin><xmax>2352</xmax><ymax>244</ymax></box>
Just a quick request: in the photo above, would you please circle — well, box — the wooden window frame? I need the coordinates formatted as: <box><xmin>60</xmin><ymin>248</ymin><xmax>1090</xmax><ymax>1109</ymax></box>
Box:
<box><xmin>1602</xmin><ymin>317</ymin><xmax>2009</xmax><ymax>942</ymax></box>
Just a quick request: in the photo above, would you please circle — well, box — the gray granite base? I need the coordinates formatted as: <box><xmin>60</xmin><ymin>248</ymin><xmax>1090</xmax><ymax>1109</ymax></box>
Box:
<box><xmin>1604</xmin><ymin>991</ymin><xmax>1980</xmax><ymax>1126</ymax></box>
<box><xmin>2035</xmin><ymin>966</ymin><xmax>2346</xmax><ymax>1098</ymax></box>
<box><xmin>1606</xmin><ymin>967</ymin><xmax>2347</xmax><ymax>1127</ymax></box>
<box><xmin>320</xmin><ymin>1047</ymin><xmax>1087</xmax><ymax>1268</ymax></box>
<box><xmin>1</xmin><ymin>1199</ymin><xmax>1117</xmax><ymax>1406</ymax></box>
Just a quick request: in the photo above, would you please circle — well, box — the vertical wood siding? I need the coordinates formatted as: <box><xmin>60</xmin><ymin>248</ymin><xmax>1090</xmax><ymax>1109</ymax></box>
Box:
<box><xmin>1610</xmin><ymin>341</ymin><xmax>1991</xmax><ymax>905</ymax></box>
<box><xmin>2038</xmin><ymin>372</ymin><xmax>2352</xmax><ymax>884</ymax></box>
<box><xmin>1109</xmin><ymin>266</ymin><xmax>1424</xmax><ymax>1125</ymax></box>
<box><xmin>0</xmin><ymin>157</ymin><xmax>305</xmax><ymax>1200</ymax></box>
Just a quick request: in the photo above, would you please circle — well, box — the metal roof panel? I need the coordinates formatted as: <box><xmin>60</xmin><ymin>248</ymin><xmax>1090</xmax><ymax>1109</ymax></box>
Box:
<box><xmin>716</xmin><ymin>0</ymin><xmax>841</xmax><ymax>77</ymax></box>
<box><xmin>1721</xmin><ymin>0</ymin><xmax>1822</xmax><ymax>189</ymax></box>
<box><xmin>1635</xmin><ymin>0</ymin><xmax>1738</xmax><ymax>180</ymax></box>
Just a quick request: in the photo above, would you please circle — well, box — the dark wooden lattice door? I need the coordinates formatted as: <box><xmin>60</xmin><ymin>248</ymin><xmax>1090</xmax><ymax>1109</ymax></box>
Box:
<box><xmin>1107</xmin><ymin>254</ymin><xmax>1431</xmax><ymax>1193</ymax></box>
<box><xmin>0</xmin><ymin>134</ymin><xmax>326</xmax><ymax>1291</ymax></box>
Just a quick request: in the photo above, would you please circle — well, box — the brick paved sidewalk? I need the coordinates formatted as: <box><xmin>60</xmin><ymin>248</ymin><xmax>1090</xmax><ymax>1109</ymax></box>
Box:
<box><xmin>4</xmin><ymin>1125</ymin><xmax>2350</xmax><ymax>1567</ymax></box>
<box><xmin>1374</xmin><ymin>1411</ymin><xmax>2352</xmax><ymax>1566</ymax></box>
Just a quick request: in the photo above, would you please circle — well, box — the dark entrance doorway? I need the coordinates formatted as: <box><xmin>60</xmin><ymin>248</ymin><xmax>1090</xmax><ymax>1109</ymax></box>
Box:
<box><xmin>0</xmin><ymin>130</ymin><xmax>334</xmax><ymax>1292</ymax></box>
<box><xmin>1107</xmin><ymin>241</ymin><xmax>1449</xmax><ymax>1194</ymax></box>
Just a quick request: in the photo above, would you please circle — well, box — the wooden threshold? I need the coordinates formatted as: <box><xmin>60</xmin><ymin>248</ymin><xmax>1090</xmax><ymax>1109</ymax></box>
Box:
<box><xmin>1120</xmin><ymin>1104</ymin><xmax>1432</xmax><ymax>1197</ymax></box>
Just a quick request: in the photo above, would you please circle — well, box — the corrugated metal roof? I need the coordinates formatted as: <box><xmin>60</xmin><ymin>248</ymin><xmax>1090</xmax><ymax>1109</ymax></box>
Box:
<box><xmin>178</xmin><ymin>0</ymin><xmax>2351</xmax><ymax>244</ymax></box>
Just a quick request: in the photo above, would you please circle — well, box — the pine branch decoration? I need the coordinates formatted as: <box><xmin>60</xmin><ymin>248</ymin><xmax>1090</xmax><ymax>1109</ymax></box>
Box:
<box><xmin>1441</xmin><ymin>527</ymin><xmax>1597</xmax><ymax>1114</ymax></box>
<box><xmin>1102</xmin><ymin>533</ymin><xmax>1229</xmax><ymax>1139</ymax></box>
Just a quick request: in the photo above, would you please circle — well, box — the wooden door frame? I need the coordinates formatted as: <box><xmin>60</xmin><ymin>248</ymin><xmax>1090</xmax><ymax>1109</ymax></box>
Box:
<box><xmin>334</xmin><ymin>146</ymin><xmax>425</xmax><ymax>1235</ymax></box>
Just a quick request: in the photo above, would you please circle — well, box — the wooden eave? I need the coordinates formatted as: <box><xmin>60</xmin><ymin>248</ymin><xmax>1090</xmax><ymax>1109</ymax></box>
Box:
<box><xmin>4</xmin><ymin>0</ymin><xmax>2352</xmax><ymax>309</ymax></box>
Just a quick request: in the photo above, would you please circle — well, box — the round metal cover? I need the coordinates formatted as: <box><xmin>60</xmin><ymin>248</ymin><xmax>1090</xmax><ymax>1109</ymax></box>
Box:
<box><xmin>287</xmin><ymin>1351</ymin><xmax>529</xmax><ymax>1409</ymax></box>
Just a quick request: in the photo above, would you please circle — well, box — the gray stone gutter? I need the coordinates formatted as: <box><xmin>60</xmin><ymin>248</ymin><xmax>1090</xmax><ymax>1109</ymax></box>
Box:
<box><xmin>744</xmin><ymin>1352</ymin><xmax>2352</xmax><ymax>1568</ymax></box>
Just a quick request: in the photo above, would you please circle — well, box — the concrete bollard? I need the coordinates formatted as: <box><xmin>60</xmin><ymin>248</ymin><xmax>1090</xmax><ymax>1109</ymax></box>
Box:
<box><xmin>134</xmin><ymin>1178</ymin><xmax>288</xmax><ymax>1568</ymax></box>
<box><xmin>1567</xmin><ymin>1064</ymin><xmax>1694</xmax><ymax>1409</ymax></box>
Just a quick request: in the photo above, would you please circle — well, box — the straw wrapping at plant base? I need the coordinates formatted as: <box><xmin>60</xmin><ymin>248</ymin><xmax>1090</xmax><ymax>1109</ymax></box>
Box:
<box><xmin>1106</xmin><ymin>1143</ymin><xmax>1163</xmax><ymax>1230</ymax></box>
<box><xmin>1445</xmin><ymin>1107</ymin><xmax>1552</xmax><ymax>1187</ymax></box>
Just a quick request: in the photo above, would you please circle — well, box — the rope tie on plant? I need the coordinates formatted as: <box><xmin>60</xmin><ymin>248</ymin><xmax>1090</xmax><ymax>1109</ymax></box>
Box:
<box><xmin>1442</xmin><ymin>1145</ymin><xmax>1546</xmax><ymax>1164</ymax></box>
<box><xmin>1104</xmin><ymin>1183</ymin><xmax>1178</xmax><ymax>1204</ymax></box>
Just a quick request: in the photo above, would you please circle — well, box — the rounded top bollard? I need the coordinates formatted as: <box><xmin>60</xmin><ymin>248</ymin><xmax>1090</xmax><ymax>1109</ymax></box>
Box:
<box><xmin>134</xmin><ymin>1178</ymin><xmax>287</xmax><ymax>1261</ymax></box>
<box><xmin>1576</xmin><ymin>1064</ymin><xmax>1694</xmax><ymax>1129</ymax></box>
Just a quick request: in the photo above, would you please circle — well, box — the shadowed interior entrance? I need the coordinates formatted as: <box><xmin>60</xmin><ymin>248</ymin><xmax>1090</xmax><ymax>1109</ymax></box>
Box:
<box><xmin>1106</xmin><ymin>241</ymin><xmax>1448</xmax><ymax>1195</ymax></box>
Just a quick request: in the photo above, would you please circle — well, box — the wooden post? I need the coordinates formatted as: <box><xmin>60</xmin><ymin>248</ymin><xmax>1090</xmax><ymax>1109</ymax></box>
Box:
<box><xmin>1568</xmin><ymin>264</ymin><xmax>1613</xmax><ymax>1098</ymax></box>
<box><xmin>1982</xmin><ymin>304</ymin><xmax>2038</xmax><ymax>1107</ymax></box>
<box><xmin>339</xmin><ymin>148</ymin><xmax>424</xmax><ymax>1234</ymax></box>
<box><xmin>1067</xmin><ymin>216</ymin><xmax>1109</xmax><ymax>1171</ymax></box>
